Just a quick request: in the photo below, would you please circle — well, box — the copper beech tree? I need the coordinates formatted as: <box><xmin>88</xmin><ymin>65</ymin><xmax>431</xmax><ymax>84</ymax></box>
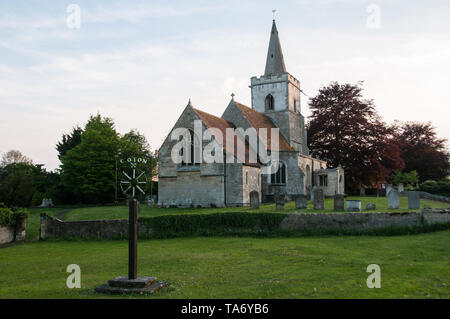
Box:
<box><xmin>306</xmin><ymin>82</ymin><xmax>404</xmax><ymax>190</ymax></box>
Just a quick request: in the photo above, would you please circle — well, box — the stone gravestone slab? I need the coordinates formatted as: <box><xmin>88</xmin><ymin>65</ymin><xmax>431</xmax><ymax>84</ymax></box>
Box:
<box><xmin>313</xmin><ymin>188</ymin><xmax>324</xmax><ymax>210</ymax></box>
<box><xmin>366</xmin><ymin>203</ymin><xmax>376</xmax><ymax>210</ymax></box>
<box><xmin>334</xmin><ymin>194</ymin><xmax>345</xmax><ymax>211</ymax></box>
<box><xmin>274</xmin><ymin>192</ymin><xmax>285</xmax><ymax>210</ymax></box>
<box><xmin>310</xmin><ymin>186</ymin><xmax>317</xmax><ymax>203</ymax></box>
<box><xmin>408</xmin><ymin>191</ymin><xmax>420</xmax><ymax>209</ymax></box>
<box><xmin>250</xmin><ymin>191</ymin><xmax>260</xmax><ymax>209</ymax></box>
<box><xmin>388</xmin><ymin>189</ymin><xmax>400</xmax><ymax>209</ymax></box>
<box><xmin>294</xmin><ymin>194</ymin><xmax>307</xmax><ymax>209</ymax></box>
<box><xmin>398</xmin><ymin>183</ymin><xmax>404</xmax><ymax>193</ymax></box>
<box><xmin>346</xmin><ymin>200</ymin><xmax>361</xmax><ymax>212</ymax></box>
<box><xmin>386</xmin><ymin>184</ymin><xmax>393</xmax><ymax>197</ymax></box>
<box><xmin>360</xmin><ymin>188</ymin><xmax>366</xmax><ymax>196</ymax></box>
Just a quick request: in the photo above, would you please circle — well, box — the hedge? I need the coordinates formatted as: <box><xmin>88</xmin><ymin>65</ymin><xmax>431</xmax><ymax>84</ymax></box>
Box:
<box><xmin>0</xmin><ymin>205</ymin><xmax>29</xmax><ymax>228</ymax></box>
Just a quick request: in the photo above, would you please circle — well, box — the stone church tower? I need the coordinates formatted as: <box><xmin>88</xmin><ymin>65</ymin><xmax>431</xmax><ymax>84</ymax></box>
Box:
<box><xmin>250</xmin><ymin>20</ymin><xmax>309</xmax><ymax>155</ymax></box>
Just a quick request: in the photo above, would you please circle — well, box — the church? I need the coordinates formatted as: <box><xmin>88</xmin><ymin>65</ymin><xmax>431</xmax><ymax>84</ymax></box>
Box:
<box><xmin>158</xmin><ymin>20</ymin><xmax>344</xmax><ymax>207</ymax></box>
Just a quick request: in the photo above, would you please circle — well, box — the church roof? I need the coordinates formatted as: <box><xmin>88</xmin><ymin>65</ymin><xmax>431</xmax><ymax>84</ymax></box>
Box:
<box><xmin>192</xmin><ymin>107</ymin><xmax>260</xmax><ymax>167</ymax></box>
<box><xmin>233</xmin><ymin>102</ymin><xmax>294</xmax><ymax>152</ymax></box>
<box><xmin>264</xmin><ymin>20</ymin><xmax>287</xmax><ymax>76</ymax></box>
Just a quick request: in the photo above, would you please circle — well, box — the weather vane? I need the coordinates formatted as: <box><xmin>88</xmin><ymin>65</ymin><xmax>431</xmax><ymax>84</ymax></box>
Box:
<box><xmin>272</xmin><ymin>9</ymin><xmax>276</xmax><ymax>20</ymax></box>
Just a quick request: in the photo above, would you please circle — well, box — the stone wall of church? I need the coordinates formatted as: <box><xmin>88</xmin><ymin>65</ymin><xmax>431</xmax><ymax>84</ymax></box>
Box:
<box><xmin>242</xmin><ymin>165</ymin><xmax>261</xmax><ymax>206</ymax></box>
<box><xmin>298</xmin><ymin>155</ymin><xmax>327</xmax><ymax>194</ymax></box>
<box><xmin>225</xmin><ymin>163</ymin><xmax>243</xmax><ymax>206</ymax></box>
<box><xmin>158</xmin><ymin>171</ymin><xmax>225</xmax><ymax>208</ymax></box>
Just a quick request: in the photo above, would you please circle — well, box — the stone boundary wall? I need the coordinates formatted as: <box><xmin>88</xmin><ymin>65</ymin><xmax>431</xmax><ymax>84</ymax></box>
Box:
<box><xmin>40</xmin><ymin>209</ymin><xmax>450</xmax><ymax>240</ymax></box>
<box><xmin>399</xmin><ymin>191</ymin><xmax>450</xmax><ymax>203</ymax></box>
<box><xmin>0</xmin><ymin>220</ymin><xmax>27</xmax><ymax>245</ymax></box>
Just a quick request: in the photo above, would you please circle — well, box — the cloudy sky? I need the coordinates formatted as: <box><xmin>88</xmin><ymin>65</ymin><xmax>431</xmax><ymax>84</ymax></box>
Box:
<box><xmin>1</xmin><ymin>0</ymin><xmax>449</xmax><ymax>171</ymax></box>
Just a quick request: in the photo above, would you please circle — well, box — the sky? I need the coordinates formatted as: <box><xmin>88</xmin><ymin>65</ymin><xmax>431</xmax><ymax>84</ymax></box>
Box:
<box><xmin>1</xmin><ymin>0</ymin><xmax>449</xmax><ymax>171</ymax></box>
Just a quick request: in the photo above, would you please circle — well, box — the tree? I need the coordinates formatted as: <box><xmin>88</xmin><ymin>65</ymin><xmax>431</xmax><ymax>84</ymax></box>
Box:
<box><xmin>307</xmin><ymin>82</ymin><xmax>404</xmax><ymax>190</ymax></box>
<box><xmin>56</xmin><ymin>126</ymin><xmax>83</xmax><ymax>161</ymax></box>
<box><xmin>0</xmin><ymin>163</ymin><xmax>34</xmax><ymax>207</ymax></box>
<box><xmin>391</xmin><ymin>170</ymin><xmax>419</xmax><ymax>187</ymax></box>
<box><xmin>60</xmin><ymin>114</ymin><xmax>121</xmax><ymax>204</ymax></box>
<box><xmin>1</xmin><ymin>150</ymin><xmax>33</xmax><ymax>167</ymax></box>
<box><xmin>393</xmin><ymin>121</ymin><xmax>449</xmax><ymax>182</ymax></box>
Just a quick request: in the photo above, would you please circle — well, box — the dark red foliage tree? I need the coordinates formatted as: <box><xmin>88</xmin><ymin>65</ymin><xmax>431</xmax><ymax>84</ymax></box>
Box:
<box><xmin>393</xmin><ymin>121</ymin><xmax>449</xmax><ymax>182</ymax></box>
<box><xmin>307</xmin><ymin>82</ymin><xmax>404</xmax><ymax>190</ymax></box>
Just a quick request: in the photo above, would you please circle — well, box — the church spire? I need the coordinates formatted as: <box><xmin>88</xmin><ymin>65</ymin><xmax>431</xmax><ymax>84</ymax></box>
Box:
<box><xmin>264</xmin><ymin>20</ymin><xmax>286</xmax><ymax>76</ymax></box>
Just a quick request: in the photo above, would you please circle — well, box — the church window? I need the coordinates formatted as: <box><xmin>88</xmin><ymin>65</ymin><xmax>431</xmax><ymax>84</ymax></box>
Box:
<box><xmin>181</xmin><ymin>130</ymin><xmax>200</xmax><ymax>166</ymax></box>
<box><xmin>319</xmin><ymin>175</ymin><xmax>328</xmax><ymax>187</ymax></box>
<box><xmin>270</xmin><ymin>162</ymin><xmax>286</xmax><ymax>184</ymax></box>
<box><xmin>246</xmin><ymin>172</ymin><xmax>248</xmax><ymax>185</ymax></box>
<box><xmin>265</xmin><ymin>94</ymin><xmax>274</xmax><ymax>111</ymax></box>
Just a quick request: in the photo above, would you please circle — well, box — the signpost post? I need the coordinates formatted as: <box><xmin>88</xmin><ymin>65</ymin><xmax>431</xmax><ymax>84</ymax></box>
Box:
<box><xmin>95</xmin><ymin>157</ymin><xmax>166</xmax><ymax>294</ymax></box>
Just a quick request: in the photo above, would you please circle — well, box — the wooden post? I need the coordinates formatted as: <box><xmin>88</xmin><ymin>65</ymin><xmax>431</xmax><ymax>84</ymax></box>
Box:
<box><xmin>128</xmin><ymin>198</ymin><xmax>138</xmax><ymax>280</ymax></box>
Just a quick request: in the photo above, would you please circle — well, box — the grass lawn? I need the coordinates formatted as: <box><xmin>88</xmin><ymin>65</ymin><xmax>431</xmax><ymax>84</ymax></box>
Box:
<box><xmin>61</xmin><ymin>196</ymin><xmax>450</xmax><ymax>222</ymax></box>
<box><xmin>0</xmin><ymin>230</ymin><xmax>449</xmax><ymax>298</ymax></box>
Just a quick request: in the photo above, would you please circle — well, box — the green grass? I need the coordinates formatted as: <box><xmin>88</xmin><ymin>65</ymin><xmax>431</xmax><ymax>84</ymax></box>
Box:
<box><xmin>0</xmin><ymin>230</ymin><xmax>449</xmax><ymax>298</ymax></box>
<box><xmin>24</xmin><ymin>207</ymin><xmax>62</xmax><ymax>241</ymax></box>
<box><xmin>61</xmin><ymin>196</ymin><xmax>450</xmax><ymax>222</ymax></box>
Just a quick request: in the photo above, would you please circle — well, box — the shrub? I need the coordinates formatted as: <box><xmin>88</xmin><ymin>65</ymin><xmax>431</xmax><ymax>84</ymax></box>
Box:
<box><xmin>0</xmin><ymin>206</ymin><xmax>28</xmax><ymax>227</ymax></box>
<box><xmin>419</xmin><ymin>179</ymin><xmax>450</xmax><ymax>197</ymax></box>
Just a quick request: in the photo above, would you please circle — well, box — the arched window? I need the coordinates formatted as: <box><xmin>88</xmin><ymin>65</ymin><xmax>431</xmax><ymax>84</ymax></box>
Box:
<box><xmin>270</xmin><ymin>162</ymin><xmax>286</xmax><ymax>184</ymax></box>
<box><xmin>181</xmin><ymin>130</ymin><xmax>200</xmax><ymax>166</ymax></box>
<box><xmin>265</xmin><ymin>94</ymin><xmax>274</xmax><ymax>111</ymax></box>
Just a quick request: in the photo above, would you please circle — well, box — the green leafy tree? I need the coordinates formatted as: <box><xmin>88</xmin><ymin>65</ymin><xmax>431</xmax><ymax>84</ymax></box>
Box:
<box><xmin>0</xmin><ymin>163</ymin><xmax>34</xmax><ymax>207</ymax></box>
<box><xmin>60</xmin><ymin>114</ymin><xmax>120</xmax><ymax>204</ymax></box>
<box><xmin>56</xmin><ymin>126</ymin><xmax>83</xmax><ymax>161</ymax></box>
<box><xmin>391</xmin><ymin>170</ymin><xmax>419</xmax><ymax>187</ymax></box>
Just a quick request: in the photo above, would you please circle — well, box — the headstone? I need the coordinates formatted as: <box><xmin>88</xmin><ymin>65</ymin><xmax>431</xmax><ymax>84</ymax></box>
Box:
<box><xmin>388</xmin><ymin>189</ymin><xmax>400</xmax><ymax>209</ymax></box>
<box><xmin>310</xmin><ymin>186</ymin><xmax>317</xmax><ymax>203</ymax></box>
<box><xmin>333</xmin><ymin>194</ymin><xmax>345</xmax><ymax>211</ymax></box>
<box><xmin>313</xmin><ymin>188</ymin><xmax>324</xmax><ymax>210</ymax></box>
<box><xmin>250</xmin><ymin>191</ymin><xmax>260</xmax><ymax>209</ymax></box>
<box><xmin>294</xmin><ymin>194</ymin><xmax>307</xmax><ymax>209</ymax></box>
<box><xmin>39</xmin><ymin>198</ymin><xmax>53</xmax><ymax>208</ymax></box>
<box><xmin>274</xmin><ymin>192</ymin><xmax>285</xmax><ymax>210</ymax></box>
<box><xmin>366</xmin><ymin>203</ymin><xmax>376</xmax><ymax>210</ymax></box>
<box><xmin>408</xmin><ymin>191</ymin><xmax>420</xmax><ymax>209</ymax></box>
<box><xmin>386</xmin><ymin>184</ymin><xmax>393</xmax><ymax>197</ymax></box>
<box><xmin>360</xmin><ymin>187</ymin><xmax>366</xmax><ymax>196</ymax></box>
<box><xmin>398</xmin><ymin>183</ymin><xmax>404</xmax><ymax>193</ymax></box>
<box><xmin>346</xmin><ymin>200</ymin><xmax>361</xmax><ymax>212</ymax></box>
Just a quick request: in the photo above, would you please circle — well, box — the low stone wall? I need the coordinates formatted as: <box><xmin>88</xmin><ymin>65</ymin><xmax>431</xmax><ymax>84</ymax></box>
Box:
<box><xmin>40</xmin><ymin>209</ymin><xmax>450</xmax><ymax>240</ymax></box>
<box><xmin>400</xmin><ymin>191</ymin><xmax>450</xmax><ymax>203</ymax></box>
<box><xmin>0</xmin><ymin>219</ymin><xmax>27</xmax><ymax>245</ymax></box>
<box><xmin>0</xmin><ymin>226</ymin><xmax>15</xmax><ymax>245</ymax></box>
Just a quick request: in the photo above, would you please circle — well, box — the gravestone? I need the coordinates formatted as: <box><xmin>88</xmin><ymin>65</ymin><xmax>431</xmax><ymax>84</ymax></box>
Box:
<box><xmin>250</xmin><ymin>191</ymin><xmax>260</xmax><ymax>209</ymax></box>
<box><xmin>386</xmin><ymin>184</ymin><xmax>393</xmax><ymax>197</ymax></box>
<box><xmin>408</xmin><ymin>191</ymin><xmax>420</xmax><ymax>209</ymax></box>
<box><xmin>360</xmin><ymin>188</ymin><xmax>366</xmax><ymax>196</ymax></box>
<box><xmin>274</xmin><ymin>192</ymin><xmax>285</xmax><ymax>210</ymax></box>
<box><xmin>346</xmin><ymin>200</ymin><xmax>361</xmax><ymax>212</ymax></box>
<box><xmin>333</xmin><ymin>194</ymin><xmax>345</xmax><ymax>211</ymax></box>
<box><xmin>366</xmin><ymin>203</ymin><xmax>376</xmax><ymax>210</ymax></box>
<box><xmin>39</xmin><ymin>198</ymin><xmax>53</xmax><ymax>208</ymax></box>
<box><xmin>313</xmin><ymin>188</ymin><xmax>324</xmax><ymax>210</ymax></box>
<box><xmin>388</xmin><ymin>189</ymin><xmax>400</xmax><ymax>209</ymax></box>
<box><xmin>294</xmin><ymin>194</ymin><xmax>307</xmax><ymax>209</ymax></box>
<box><xmin>398</xmin><ymin>183</ymin><xmax>404</xmax><ymax>193</ymax></box>
<box><xmin>310</xmin><ymin>186</ymin><xmax>318</xmax><ymax>203</ymax></box>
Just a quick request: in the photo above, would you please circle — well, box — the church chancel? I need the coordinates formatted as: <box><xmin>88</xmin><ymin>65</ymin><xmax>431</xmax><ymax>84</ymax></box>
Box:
<box><xmin>158</xmin><ymin>20</ymin><xmax>344</xmax><ymax>208</ymax></box>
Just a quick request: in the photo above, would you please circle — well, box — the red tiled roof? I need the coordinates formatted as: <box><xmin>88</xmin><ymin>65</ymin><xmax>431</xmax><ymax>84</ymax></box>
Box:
<box><xmin>192</xmin><ymin>107</ymin><xmax>259</xmax><ymax>167</ymax></box>
<box><xmin>233</xmin><ymin>102</ymin><xmax>294</xmax><ymax>152</ymax></box>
